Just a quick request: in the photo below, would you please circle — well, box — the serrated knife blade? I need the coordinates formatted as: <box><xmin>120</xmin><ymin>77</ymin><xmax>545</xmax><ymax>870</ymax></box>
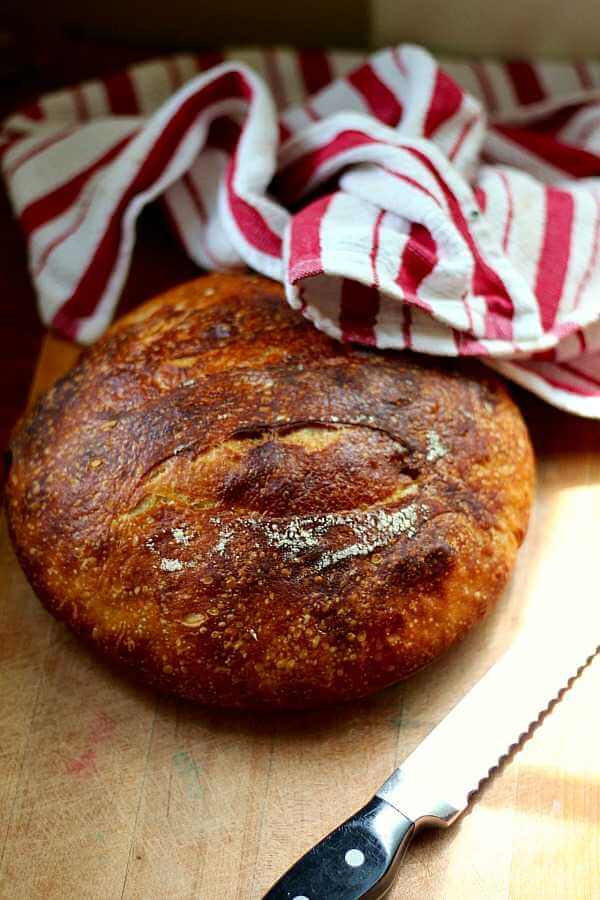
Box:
<box><xmin>263</xmin><ymin>628</ymin><xmax>599</xmax><ymax>900</ymax></box>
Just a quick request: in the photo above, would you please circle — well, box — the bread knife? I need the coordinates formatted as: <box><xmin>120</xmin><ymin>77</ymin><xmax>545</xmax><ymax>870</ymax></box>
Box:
<box><xmin>263</xmin><ymin>628</ymin><xmax>599</xmax><ymax>899</ymax></box>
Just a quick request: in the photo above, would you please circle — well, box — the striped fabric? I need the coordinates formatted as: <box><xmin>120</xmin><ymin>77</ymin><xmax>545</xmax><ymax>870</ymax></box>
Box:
<box><xmin>2</xmin><ymin>46</ymin><xmax>600</xmax><ymax>417</ymax></box>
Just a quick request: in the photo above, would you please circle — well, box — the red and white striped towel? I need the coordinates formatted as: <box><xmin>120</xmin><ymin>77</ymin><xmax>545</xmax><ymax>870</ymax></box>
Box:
<box><xmin>3</xmin><ymin>45</ymin><xmax>600</xmax><ymax>417</ymax></box>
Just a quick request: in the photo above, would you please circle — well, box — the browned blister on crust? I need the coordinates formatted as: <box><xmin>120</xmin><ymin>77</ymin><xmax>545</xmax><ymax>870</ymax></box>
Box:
<box><xmin>6</xmin><ymin>274</ymin><xmax>534</xmax><ymax>708</ymax></box>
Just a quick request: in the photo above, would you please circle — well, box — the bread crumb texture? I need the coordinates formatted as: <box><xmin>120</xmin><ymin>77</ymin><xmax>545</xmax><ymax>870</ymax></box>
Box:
<box><xmin>6</xmin><ymin>274</ymin><xmax>534</xmax><ymax>708</ymax></box>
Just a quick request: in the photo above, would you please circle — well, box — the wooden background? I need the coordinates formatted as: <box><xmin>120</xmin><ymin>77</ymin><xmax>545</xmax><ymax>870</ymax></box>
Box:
<box><xmin>11</xmin><ymin>0</ymin><xmax>600</xmax><ymax>56</ymax></box>
<box><xmin>1</xmin><ymin>333</ymin><xmax>599</xmax><ymax>899</ymax></box>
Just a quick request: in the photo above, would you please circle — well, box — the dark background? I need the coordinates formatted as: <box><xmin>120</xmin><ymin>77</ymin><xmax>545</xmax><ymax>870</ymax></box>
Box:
<box><xmin>0</xmin><ymin>21</ymin><xmax>205</xmax><ymax>461</ymax></box>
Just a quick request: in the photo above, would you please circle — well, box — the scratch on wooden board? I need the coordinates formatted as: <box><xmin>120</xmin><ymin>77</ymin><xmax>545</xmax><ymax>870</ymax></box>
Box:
<box><xmin>119</xmin><ymin>700</ymin><xmax>159</xmax><ymax>900</ymax></box>
<box><xmin>392</xmin><ymin>714</ymin><xmax>437</xmax><ymax>731</ymax></box>
<box><xmin>250</xmin><ymin>739</ymin><xmax>275</xmax><ymax>899</ymax></box>
<box><xmin>172</xmin><ymin>750</ymin><xmax>203</xmax><ymax>800</ymax></box>
<box><xmin>0</xmin><ymin>610</ymin><xmax>54</xmax><ymax>871</ymax></box>
<box><xmin>66</xmin><ymin>711</ymin><xmax>116</xmax><ymax>776</ymax></box>
<box><xmin>390</xmin><ymin>701</ymin><xmax>405</xmax><ymax>730</ymax></box>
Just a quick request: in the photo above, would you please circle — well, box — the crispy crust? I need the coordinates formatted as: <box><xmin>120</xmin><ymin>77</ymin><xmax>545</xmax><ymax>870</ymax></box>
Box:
<box><xmin>6</xmin><ymin>274</ymin><xmax>534</xmax><ymax>708</ymax></box>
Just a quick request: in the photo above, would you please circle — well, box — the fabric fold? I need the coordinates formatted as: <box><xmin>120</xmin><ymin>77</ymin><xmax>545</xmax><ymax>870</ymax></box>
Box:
<box><xmin>2</xmin><ymin>44</ymin><xmax>600</xmax><ymax>416</ymax></box>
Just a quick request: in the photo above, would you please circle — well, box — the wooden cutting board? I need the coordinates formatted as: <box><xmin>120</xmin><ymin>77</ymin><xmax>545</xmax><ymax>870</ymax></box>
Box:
<box><xmin>1</xmin><ymin>333</ymin><xmax>599</xmax><ymax>900</ymax></box>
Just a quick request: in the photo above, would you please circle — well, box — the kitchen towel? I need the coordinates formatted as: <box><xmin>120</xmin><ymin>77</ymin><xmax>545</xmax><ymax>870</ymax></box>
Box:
<box><xmin>2</xmin><ymin>45</ymin><xmax>600</xmax><ymax>416</ymax></box>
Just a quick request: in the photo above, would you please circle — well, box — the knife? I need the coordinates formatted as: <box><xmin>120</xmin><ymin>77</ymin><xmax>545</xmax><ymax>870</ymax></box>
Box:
<box><xmin>263</xmin><ymin>628</ymin><xmax>599</xmax><ymax>899</ymax></box>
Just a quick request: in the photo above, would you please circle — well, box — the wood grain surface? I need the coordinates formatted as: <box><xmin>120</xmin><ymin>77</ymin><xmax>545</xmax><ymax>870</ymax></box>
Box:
<box><xmin>1</xmin><ymin>334</ymin><xmax>599</xmax><ymax>900</ymax></box>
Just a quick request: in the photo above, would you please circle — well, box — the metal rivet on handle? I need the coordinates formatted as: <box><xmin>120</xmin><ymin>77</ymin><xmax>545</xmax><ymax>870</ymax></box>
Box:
<box><xmin>345</xmin><ymin>848</ymin><xmax>365</xmax><ymax>867</ymax></box>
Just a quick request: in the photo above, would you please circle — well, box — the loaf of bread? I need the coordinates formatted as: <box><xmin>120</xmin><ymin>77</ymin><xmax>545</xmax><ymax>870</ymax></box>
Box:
<box><xmin>6</xmin><ymin>274</ymin><xmax>534</xmax><ymax>708</ymax></box>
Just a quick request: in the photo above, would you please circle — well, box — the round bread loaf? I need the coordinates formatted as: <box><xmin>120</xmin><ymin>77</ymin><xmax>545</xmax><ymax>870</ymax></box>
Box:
<box><xmin>6</xmin><ymin>274</ymin><xmax>534</xmax><ymax>708</ymax></box>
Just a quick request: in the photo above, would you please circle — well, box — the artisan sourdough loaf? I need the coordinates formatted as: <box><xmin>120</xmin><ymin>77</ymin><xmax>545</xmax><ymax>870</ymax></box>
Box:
<box><xmin>6</xmin><ymin>274</ymin><xmax>534</xmax><ymax>708</ymax></box>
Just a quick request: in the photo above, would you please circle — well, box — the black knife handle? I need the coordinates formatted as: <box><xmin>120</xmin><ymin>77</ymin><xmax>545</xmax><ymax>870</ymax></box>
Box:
<box><xmin>262</xmin><ymin>796</ymin><xmax>415</xmax><ymax>900</ymax></box>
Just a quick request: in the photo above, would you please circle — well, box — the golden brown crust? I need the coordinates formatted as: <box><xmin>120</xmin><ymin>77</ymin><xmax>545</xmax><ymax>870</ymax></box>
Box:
<box><xmin>6</xmin><ymin>274</ymin><xmax>534</xmax><ymax>708</ymax></box>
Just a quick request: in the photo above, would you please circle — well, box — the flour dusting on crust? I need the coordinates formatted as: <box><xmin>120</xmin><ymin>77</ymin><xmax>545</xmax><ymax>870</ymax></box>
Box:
<box><xmin>211</xmin><ymin>504</ymin><xmax>426</xmax><ymax>571</ymax></box>
<box><xmin>426</xmin><ymin>430</ymin><xmax>448</xmax><ymax>462</ymax></box>
<box><xmin>171</xmin><ymin>526</ymin><xmax>192</xmax><ymax>545</ymax></box>
<box><xmin>160</xmin><ymin>557</ymin><xmax>184</xmax><ymax>572</ymax></box>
